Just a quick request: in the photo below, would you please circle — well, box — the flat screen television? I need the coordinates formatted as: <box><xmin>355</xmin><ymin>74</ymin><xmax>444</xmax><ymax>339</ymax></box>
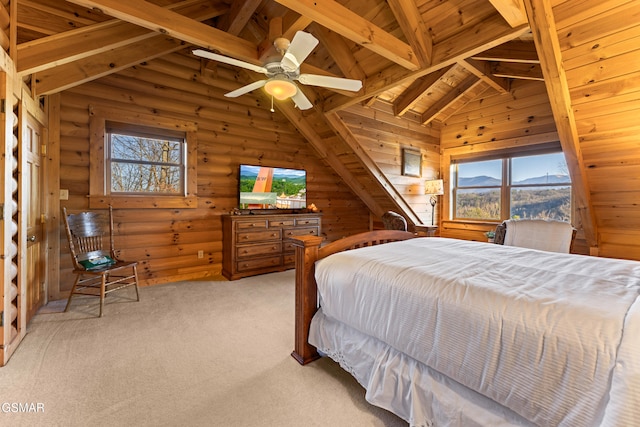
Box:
<box><xmin>238</xmin><ymin>164</ymin><xmax>307</xmax><ymax>210</ymax></box>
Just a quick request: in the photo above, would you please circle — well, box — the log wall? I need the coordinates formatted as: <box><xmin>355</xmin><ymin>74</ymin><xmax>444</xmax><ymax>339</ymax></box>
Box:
<box><xmin>55</xmin><ymin>50</ymin><xmax>370</xmax><ymax>295</ymax></box>
<box><xmin>437</xmin><ymin>80</ymin><xmax>591</xmax><ymax>252</ymax></box>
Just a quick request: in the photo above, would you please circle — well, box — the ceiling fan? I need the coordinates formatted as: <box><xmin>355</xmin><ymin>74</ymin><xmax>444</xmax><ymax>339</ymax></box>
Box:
<box><xmin>192</xmin><ymin>31</ymin><xmax>363</xmax><ymax>110</ymax></box>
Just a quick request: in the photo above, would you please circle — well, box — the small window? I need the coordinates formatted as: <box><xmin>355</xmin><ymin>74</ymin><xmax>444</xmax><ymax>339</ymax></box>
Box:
<box><xmin>107</xmin><ymin>124</ymin><xmax>185</xmax><ymax>195</ymax></box>
<box><xmin>89</xmin><ymin>108</ymin><xmax>198</xmax><ymax>209</ymax></box>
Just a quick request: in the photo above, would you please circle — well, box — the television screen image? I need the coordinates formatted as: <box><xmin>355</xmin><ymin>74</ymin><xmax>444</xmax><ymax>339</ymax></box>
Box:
<box><xmin>239</xmin><ymin>165</ymin><xmax>307</xmax><ymax>209</ymax></box>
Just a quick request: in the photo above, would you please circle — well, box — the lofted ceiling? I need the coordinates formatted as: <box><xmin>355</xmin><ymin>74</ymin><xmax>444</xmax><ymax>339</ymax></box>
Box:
<box><xmin>17</xmin><ymin>0</ymin><xmax>537</xmax><ymax>126</ymax></box>
<box><xmin>13</xmin><ymin>0</ymin><xmax>640</xmax><ymax>256</ymax></box>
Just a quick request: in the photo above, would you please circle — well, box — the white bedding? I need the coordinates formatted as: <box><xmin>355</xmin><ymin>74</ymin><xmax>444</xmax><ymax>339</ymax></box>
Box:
<box><xmin>310</xmin><ymin>237</ymin><xmax>640</xmax><ymax>426</ymax></box>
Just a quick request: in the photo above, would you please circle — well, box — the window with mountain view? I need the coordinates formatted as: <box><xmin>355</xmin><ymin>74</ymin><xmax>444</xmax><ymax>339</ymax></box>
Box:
<box><xmin>452</xmin><ymin>151</ymin><xmax>571</xmax><ymax>221</ymax></box>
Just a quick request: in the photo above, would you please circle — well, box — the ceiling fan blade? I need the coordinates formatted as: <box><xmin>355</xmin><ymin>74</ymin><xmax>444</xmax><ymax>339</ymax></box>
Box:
<box><xmin>192</xmin><ymin>49</ymin><xmax>267</xmax><ymax>74</ymax></box>
<box><xmin>225</xmin><ymin>80</ymin><xmax>267</xmax><ymax>98</ymax></box>
<box><xmin>291</xmin><ymin>88</ymin><xmax>313</xmax><ymax>110</ymax></box>
<box><xmin>280</xmin><ymin>31</ymin><xmax>319</xmax><ymax>72</ymax></box>
<box><xmin>297</xmin><ymin>74</ymin><xmax>363</xmax><ymax>92</ymax></box>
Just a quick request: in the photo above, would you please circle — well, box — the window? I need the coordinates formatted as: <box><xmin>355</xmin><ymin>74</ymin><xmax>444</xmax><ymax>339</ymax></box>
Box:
<box><xmin>89</xmin><ymin>108</ymin><xmax>197</xmax><ymax>209</ymax></box>
<box><xmin>451</xmin><ymin>150</ymin><xmax>571</xmax><ymax>221</ymax></box>
<box><xmin>107</xmin><ymin>123</ymin><xmax>185</xmax><ymax>195</ymax></box>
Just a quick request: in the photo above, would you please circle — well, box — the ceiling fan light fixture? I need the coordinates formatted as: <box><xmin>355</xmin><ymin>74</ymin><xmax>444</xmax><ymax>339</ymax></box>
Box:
<box><xmin>264</xmin><ymin>77</ymin><xmax>297</xmax><ymax>100</ymax></box>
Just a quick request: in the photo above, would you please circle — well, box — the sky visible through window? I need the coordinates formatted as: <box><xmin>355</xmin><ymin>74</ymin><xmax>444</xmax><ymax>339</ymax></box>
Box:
<box><xmin>460</xmin><ymin>153</ymin><xmax>568</xmax><ymax>182</ymax></box>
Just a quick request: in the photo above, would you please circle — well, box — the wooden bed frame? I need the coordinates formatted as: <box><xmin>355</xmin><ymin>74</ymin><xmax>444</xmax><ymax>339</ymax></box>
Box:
<box><xmin>290</xmin><ymin>230</ymin><xmax>416</xmax><ymax>365</ymax></box>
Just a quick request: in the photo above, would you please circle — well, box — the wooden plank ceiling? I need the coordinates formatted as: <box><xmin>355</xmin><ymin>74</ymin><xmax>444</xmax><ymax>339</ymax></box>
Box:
<box><xmin>14</xmin><ymin>0</ymin><xmax>640</xmax><ymax>253</ymax></box>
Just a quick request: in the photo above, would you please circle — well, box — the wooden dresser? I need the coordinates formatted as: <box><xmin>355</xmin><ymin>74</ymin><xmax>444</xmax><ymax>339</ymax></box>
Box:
<box><xmin>222</xmin><ymin>213</ymin><xmax>322</xmax><ymax>280</ymax></box>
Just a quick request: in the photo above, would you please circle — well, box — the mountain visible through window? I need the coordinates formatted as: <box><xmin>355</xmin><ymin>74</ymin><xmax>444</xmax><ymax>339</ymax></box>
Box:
<box><xmin>453</xmin><ymin>152</ymin><xmax>571</xmax><ymax>221</ymax></box>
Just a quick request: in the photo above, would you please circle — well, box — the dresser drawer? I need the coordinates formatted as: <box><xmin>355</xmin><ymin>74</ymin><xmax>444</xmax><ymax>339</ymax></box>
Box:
<box><xmin>295</xmin><ymin>218</ymin><xmax>319</xmax><ymax>226</ymax></box>
<box><xmin>236</xmin><ymin>256</ymin><xmax>281</xmax><ymax>272</ymax></box>
<box><xmin>237</xmin><ymin>229</ymin><xmax>281</xmax><ymax>242</ymax></box>
<box><xmin>269</xmin><ymin>219</ymin><xmax>294</xmax><ymax>227</ymax></box>
<box><xmin>237</xmin><ymin>242</ymin><xmax>282</xmax><ymax>258</ymax></box>
<box><xmin>283</xmin><ymin>241</ymin><xmax>296</xmax><ymax>252</ymax></box>
<box><xmin>283</xmin><ymin>253</ymin><xmax>295</xmax><ymax>265</ymax></box>
<box><xmin>236</xmin><ymin>220</ymin><xmax>268</xmax><ymax>229</ymax></box>
<box><xmin>283</xmin><ymin>227</ymin><xmax>319</xmax><ymax>238</ymax></box>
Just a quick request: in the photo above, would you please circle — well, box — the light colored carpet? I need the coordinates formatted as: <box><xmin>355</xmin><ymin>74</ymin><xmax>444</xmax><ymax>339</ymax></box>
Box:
<box><xmin>0</xmin><ymin>270</ymin><xmax>406</xmax><ymax>426</ymax></box>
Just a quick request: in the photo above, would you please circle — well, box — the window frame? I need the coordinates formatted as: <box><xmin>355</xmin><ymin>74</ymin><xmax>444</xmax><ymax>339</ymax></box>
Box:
<box><xmin>450</xmin><ymin>144</ymin><xmax>572</xmax><ymax>222</ymax></box>
<box><xmin>89</xmin><ymin>107</ymin><xmax>198</xmax><ymax>209</ymax></box>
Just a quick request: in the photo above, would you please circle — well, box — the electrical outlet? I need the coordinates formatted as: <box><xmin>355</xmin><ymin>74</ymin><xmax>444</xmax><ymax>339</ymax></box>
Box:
<box><xmin>198</xmin><ymin>250</ymin><xmax>204</xmax><ymax>259</ymax></box>
<box><xmin>59</xmin><ymin>189</ymin><xmax>69</xmax><ymax>200</ymax></box>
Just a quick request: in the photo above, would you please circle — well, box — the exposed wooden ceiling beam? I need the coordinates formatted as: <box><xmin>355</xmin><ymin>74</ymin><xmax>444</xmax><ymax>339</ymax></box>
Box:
<box><xmin>472</xmin><ymin>40</ymin><xmax>539</xmax><ymax>63</ymax></box>
<box><xmin>273</xmin><ymin>0</ymin><xmax>420</xmax><ymax>71</ymax></box>
<box><xmin>458</xmin><ymin>58</ymin><xmax>510</xmax><ymax>93</ymax></box>
<box><xmin>386</xmin><ymin>0</ymin><xmax>433</xmax><ymax>67</ymax></box>
<box><xmin>523</xmin><ymin>0</ymin><xmax>597</xmax><ymax>248</ymax></box>
<box><xmin>325</xmin><ymin>15</ymin><xmax>529</xmax><ymax>113</ymax></box>
<box><xmin>325</xmin><ymin>112</ymin><xmax>424</xmax><ymax>224</ymax></box>
<box><xmin>282</xmin><ymin>11</ymin><xmax>314</xmax><ymax>41</ymax></box>
<box><xmin>492</xmin><ymin>62</ymin><xmax>544</xmax><ymax>80</ymax></box>
<box><xmin>489</xmin><ymin>0</ymin><xmax>528</xmax><ymax>27</ymax></box>
<box><xmin>64</xmin><ymin>0</ymin><xmax>259</xmax><ymax>64</ymax></box>
<box><xmin>311</xmin><ymin>24</ymin><xmax>366</xmax><ymax>82</ymax></box>
<box><xmin>421</xmin><ymin>75</ymin><xmax>481</xmax><ymax>124</ymax></box>
<box><xmin>216</xmin><ymin>0</ymin><xmax>261</xmax><ymax>36</ymax></box>
<box><xmin>18</xmin><ymin>1</ymin><xmax>226</xmax><ymax>76</ymax></box>
<box><xmin>393</xmin><ymin>66</ymin><xmax>452</xmax><ymax>116</ymax></box>
<box><xmin>33</xmin><ymin>35</ymin><xmax>185</xmax><ymax>96</ymax></box>
<box><xmin>275</xmin><ymin>104</ymin><xmax>387</xmax><ymax>216</ymax></box>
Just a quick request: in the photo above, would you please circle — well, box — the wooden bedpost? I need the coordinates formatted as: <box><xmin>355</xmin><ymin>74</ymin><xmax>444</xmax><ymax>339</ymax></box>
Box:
<box><xmin>291</xmin><ymin>235</ymin><xmax>323</xmax><ymax>365</ymax></box>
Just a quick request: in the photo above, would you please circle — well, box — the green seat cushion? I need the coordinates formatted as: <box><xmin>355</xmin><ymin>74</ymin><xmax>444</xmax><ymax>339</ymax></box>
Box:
<box><xmin>79</xmin><ymin>255</ymin><xmax>116</xmax><ymax>270</ymax></box>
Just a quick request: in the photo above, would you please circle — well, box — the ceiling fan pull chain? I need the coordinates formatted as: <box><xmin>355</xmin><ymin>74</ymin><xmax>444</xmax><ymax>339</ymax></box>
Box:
<box><xmin>270</xmin><ymin>96</ymin><xmax>275</xmax><ymax>113</ymax></box>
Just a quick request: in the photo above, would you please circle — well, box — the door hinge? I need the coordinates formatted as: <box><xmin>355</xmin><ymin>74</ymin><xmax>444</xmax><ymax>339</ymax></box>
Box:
<box><xmin>41</xmin><ymin>144</ymin><xmax>47</xmax><ymax>156</ymax></box>
<box><xmin>40</xmin><ymin>213</ymin><xmax>46</xmax><ymax>224</ymax></box>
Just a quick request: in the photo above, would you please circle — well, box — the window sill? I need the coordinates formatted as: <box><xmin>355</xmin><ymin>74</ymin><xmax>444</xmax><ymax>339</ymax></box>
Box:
<box><xmin>89</xmin><ymin>195</ymin><xmax>197</xmax><ymax>209</ymax></box>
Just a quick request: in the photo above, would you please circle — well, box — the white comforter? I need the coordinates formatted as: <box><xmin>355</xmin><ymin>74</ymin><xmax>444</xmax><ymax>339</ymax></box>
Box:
<box><xmin>313</xmin><ymin>237</ymin><xmax>640</xmax><ymax>426</ymax></box>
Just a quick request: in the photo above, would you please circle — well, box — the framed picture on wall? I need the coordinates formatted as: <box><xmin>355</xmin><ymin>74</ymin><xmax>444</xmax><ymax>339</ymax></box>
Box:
<box><xmin>402</xmin><ymin>149</ymin><xmax>421</xmax><ymax>177</ymax></box>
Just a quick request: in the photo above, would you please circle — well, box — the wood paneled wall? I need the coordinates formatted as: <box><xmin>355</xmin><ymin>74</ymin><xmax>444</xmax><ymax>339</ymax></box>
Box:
<box><xmin>555</xmin><ymin>0</ymin><xmax>640</xmax><ymax>260</ymax></box>
<box><xmin>54</xmin><ymin>50</ymin><xmax>370</xmax><ymax>294</ymax></box>
<box><xmin>338</xmin><ymin>104</ymin><xmax>441</xmax><ymax>225</ymax></box>
<box><xmin>437</xmin><ymin>80</ymin><xmax>582</xmax><ymax>246</ymax></box>
<box><xmin>0</xmin><ymin>1</ymin><xmax>9</xmax><ymax>53</ymax></box>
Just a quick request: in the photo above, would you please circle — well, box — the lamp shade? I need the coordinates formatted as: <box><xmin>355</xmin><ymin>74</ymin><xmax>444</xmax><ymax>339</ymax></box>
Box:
<box><xmin>424</xmin><ymin>179</ymin><xmax>444</xmax><ymax>195</ymax></box>
<box><xmin>264</xmin><ymin>77</ymin><xmax>297</xmax><ymax>100</ymax></box>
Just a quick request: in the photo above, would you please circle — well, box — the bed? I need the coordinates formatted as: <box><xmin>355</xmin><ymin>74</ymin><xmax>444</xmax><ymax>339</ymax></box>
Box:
<box><xmin>291</xmin><ymin>231</ymin><xmax>640</xmax><ymax>427</ymax></box>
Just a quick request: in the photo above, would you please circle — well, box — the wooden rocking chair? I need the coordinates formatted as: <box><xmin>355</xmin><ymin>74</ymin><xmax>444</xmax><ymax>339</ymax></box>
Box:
<box><xmin>62</xmin><ymin>206</ymin><xmax>140</xmax><ymax>317</ymax></box>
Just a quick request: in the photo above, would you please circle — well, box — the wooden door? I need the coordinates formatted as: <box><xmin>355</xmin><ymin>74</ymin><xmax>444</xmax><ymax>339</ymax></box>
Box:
<box><xmin>24</xmin><ymin>113</ymin><xmax>45</xmax><ymax>322</ymax></box>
